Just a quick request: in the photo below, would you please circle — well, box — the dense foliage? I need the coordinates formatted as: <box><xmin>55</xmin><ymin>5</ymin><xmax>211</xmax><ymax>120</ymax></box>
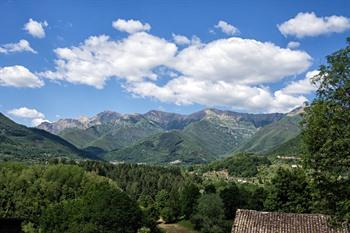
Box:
<box><xmin>0</xmin><ymin>113</ymin><xmax>89</xmax><ymax>161</ymax></box>
<box><xmin>237</xmin><ymin>114</ymin><xmax>302</xmax><ymax>153</ymax></box>
<box><xmin>0</xmin><ymin>163</ymin><xmax>142</xmax><ymax>233</ymax></box>
<box><xmin>205</xmin><ymin>153</ymin><xmax>271</xmax><ymax>177</ymax></box>
<box><xmin>191</xmin><ymin>194</ymin><xmax>226</xmax><ymax>233</ymax></box>
<box><xmin>265</xmin><ymin>168</ymin><xmax>311</xmax><ymax>213</ymax></box>
<box><xmin>103</xmin><ymin>131</ymin><xmax>215</xmax><ymax>164</ymax></box>
<box><xmin>302</xmin><ymin>38</ymin><xmax>350</xmax><ymax>223</ymax></box>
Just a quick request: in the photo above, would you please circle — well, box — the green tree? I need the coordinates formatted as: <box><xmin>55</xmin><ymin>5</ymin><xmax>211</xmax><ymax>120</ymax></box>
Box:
<box><xmin>0</xmin><ymin>163</ymin><xmax>143</xmax><ymax>233</ymax></box>
<box><xmin>249</xmin><ymin>186</ymin><xmax>267</xmax><ymax>211</ymax></box>
<box><xmin>160</xmin><ymin>207</ymin><xmax>176</xmax><ymax>223</ymax></box>
<box><xmin>302</xmin><ymin>38</ymin><xmax>350</xmax><ymax>223</ymax></box>
<box><xmin>192</xmin><ymin>194</ymin><xmax>225</xmax><ymax>233</ymax></box>
<box><xmin>204</xmin><ymin>184</ymin><xmax>216</xmax><ymax>194</ymax></box>
<box><xmin>155</xmin><ymin>189</ymin><xmax>170</xmax><ymax>211</ymax></box>
<box><xmin>180</xmin><ymin>182</ymin><xmax>200</xmax><ymax>219</ymax></box>
<box><xmin>219</xmin><ymin>183</ymin><xmax>240</xmax><ymax>219</ymax></box>
<box><xmin>155</xmin><ymin>189</ymin><xmax>178</xmax><ymax>223</ymax></box>
<box><xmin>264</xmin><ymin>168</ymin><xmax>311</xmax><ymax>213</ymax></box>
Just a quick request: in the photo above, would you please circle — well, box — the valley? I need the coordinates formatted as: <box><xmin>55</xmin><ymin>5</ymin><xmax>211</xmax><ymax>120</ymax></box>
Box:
<box><xmin>36</xmin><ymin>108</ymin><xmax>297</xmax><ymax>164</ymax></box>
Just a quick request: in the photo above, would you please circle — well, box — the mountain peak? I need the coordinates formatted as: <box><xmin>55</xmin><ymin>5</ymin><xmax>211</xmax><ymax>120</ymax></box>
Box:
<box><xmin>287</xmin><ymin>106</ymin><xmax>305</xmax><ymax>117</ymax></box>
<box><xmin>37</xmin><ymin>108</ymin><xmax>286</xmax><ymax>134</ymax></box>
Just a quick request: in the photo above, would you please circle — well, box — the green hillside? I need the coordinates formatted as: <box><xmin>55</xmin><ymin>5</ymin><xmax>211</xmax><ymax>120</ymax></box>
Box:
<box><xmin>236</xmin><ymin>114</ymin><xmax>302</xmax><ymax>154</ymax></box>
<box><xmin>183</xmin><ymin>115</ymin><xmax>257</xmax><ymax>156</ymax></box>
<box><xmin>103</xmin><ymin>131</ymin><xmax>215</xmax><ymax>164</ymax></box>
<box><xmin>204</xmin><ymin>153</ymin><xmax>271</xmax><ymax>177</ymax></box>
<box><xmin>0</xmin><ymin>113</ymin><xmax>91</xmax><ymax>161</ymax></box>
<box><xmin>265</xmin><ymin>134</ymin><xmax>303</xmax><ymax>157</ymax></box>
<box><xmin>35</xmin><ymin>108</ymin><xmax>298</xmax><ymax>163</ymax></box>
<box><xmin>59</xmin><ymin>117</ymin><xmax>163</xmax><ymax>151</ymax></box>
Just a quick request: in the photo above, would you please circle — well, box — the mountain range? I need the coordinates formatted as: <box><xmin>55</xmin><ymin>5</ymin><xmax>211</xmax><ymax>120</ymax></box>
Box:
<box><xmin>0</xmin><ymin>113</ymin><xmax>95</xmax><ymax>161</ymax></box>
<box><xmin>35</xmin><ymin>108</ymin><xmax>303</xmax><ymax>164</ymax></box>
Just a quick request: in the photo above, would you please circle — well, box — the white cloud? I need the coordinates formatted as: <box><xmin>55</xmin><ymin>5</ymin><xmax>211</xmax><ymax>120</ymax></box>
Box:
<box><xmin>215</xmin><ymin>20</ymin><xmax>239</xmax><ymax>35</ymax></box>
<box><xmin>126</xmin><ymin>37</ymin><xmax>312</xmax><ymax>112</ymax></box>
<box><xmin>172</xmin><ymin>34</ymin><xmax>201</xmax><ymax>46</ymax></box>
<box><xmin>172</xmin><ymin>34</ymin><xmax>191</xmax><ymax>45</ymax></box>
<box><xmin>23</xmin><ymin>18</ymin><xmax>48</xmax><ymax>38</ymax></box>
<box><xmin>172</xmin><ymin>37</ymin><xmax>311</xmax><ymax>85</ymax></box>
<box><xmin>287</xmin><ymin>41</ymin><xmax>300</xmax><ymax>49</ymax></box>
<box><xmin>0</xmin><ymin>65</ymin><xmax>44</xmax><ymax>88</ymax></box>
<box><xmin>31</xmin><ymin>118</ymin><xmax>49</xmax><ymax>126</ymax></box>
<box><xmin>39</xmin><ymin>32</ymin><xmax>177</xmax><ymax>88</ymax></box>
<box><xmin>281</xmin><ymin>70</ymin><xmax>319</xmax><ymax>95</ymax></box>
<box><xmin>278</xmin><ymin>12</ymin><xmax>350</xmax><ymax>38</ymax></box>
<box><xmin>8</xmin><ymin>107</ymin><xmax>45</xmax><ymax>119</ymax></box>
<box><xmin>112</xmin><ymin>19</ymin><xmax>151</xmax><ymax>34</ymax></box>
<box><xmin>41</xmin><ymin>27</ymin><xmax>313</xmax><ymax>113</ymax></box>
<box><xmin>8</xmin><ymin>107</ymin><xmax>49</xmax><ymax>126</ymax></box>
<box><xmin>126</xmin><ymin>77</ymin><xmax>308</xmax><ymax>113</ymax></box>
<box><xmin>0</xmin><ymin>40</ymin><xmax>37</xmax><ymax>54</ymax></box>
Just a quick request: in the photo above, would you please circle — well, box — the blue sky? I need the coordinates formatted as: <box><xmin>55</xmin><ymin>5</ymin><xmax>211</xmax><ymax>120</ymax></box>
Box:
<box><xmin>0</xmin><ymin>0</ymin><xmax>349</xmax><ymax>126</ymax></box>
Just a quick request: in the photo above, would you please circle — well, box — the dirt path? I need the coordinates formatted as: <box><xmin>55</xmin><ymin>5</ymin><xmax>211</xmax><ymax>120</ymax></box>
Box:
<box><xmin>158</xmin><ymin>223</ymin><xmax>198</xmax><ymax>233</ymax></box>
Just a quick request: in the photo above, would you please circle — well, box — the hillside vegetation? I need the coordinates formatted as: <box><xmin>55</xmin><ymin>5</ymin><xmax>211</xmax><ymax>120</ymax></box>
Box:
<box><xmin>0</xmin><ymin>113</ymin><xmax>91</xmax><ymax>161</ymax></box>
<box><xmin>104</xmin><ymin>131</ymin><xmax>215</xmax><ymax>164</ymax></box>
<box><xmin>237</xmin><ymin>114</ymin><xmax>302</xmax><ymax>154</ymax></box>
<box><xmin>38</xmin><ymin>108</ymin><xmax>286</xmax><ymax>164</ymax></box>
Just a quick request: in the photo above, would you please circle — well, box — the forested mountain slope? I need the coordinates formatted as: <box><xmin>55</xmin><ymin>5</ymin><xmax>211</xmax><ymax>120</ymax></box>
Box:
<box><xmin>0</xmin><ymin>113</ymin><xmax>93</xmax><ymax>160</ymax></box>
<box><xmin>236</xmin><ymin>111</ymin><xmax>303</xmax><ymax>154</ymax></box>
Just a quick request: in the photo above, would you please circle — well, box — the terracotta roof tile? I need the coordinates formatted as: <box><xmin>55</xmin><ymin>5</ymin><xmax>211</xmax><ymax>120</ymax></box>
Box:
<box><xmin>232</xmin><ymin>209</ymin><xmax>349</xmax><ymax>233</ymax></box>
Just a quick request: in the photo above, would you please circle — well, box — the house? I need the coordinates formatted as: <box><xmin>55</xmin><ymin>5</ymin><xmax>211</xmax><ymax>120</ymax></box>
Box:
<box><xmin>232</xmin><ymin>209</ymin><xmax>349</xmax><ymax>233</ymax></box>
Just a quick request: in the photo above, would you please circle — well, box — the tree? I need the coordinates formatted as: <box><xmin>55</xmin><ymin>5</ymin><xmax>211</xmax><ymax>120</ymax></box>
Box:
<box><xmin>249</xmin><ymin>186</ymin><xmax>267</xmax><ymax>211</ymax></box>
<box><xmin>302</xmin><ymin>38</ymin><xmax>350</xmax><ymax>223</ymax></box>
<box><xmin>155</xmin><ymin>189</ymin><xmax>178</xmax><ymax>223</ymax></box>
<box><xmin>264</xmin><ymin>168</ymin><xmax>311</xmax><ymax>213</ymax></box>
<box><xmin>219</xmin><ymin>183</ymin><xmax>240</xmax><ymax>219</ymax></box>
<box><xmin>160</xmin><ymin>207</ymin><xmax>176</xmax><ymax>223</ymax></box>
<box><xmin>204</xmin><ymin>184</ymin><xmax>216</xmax><ymax>194</ymax></box>
<box><xmin>180</xmin><ymin>182</ymin><xmax>200</xmax><ymax>219</ymax></box>
<box><xmin>192</xmin><ymin>194</ymin><xmax>225</xmax><ymax>233</ymax></box>
<box><xmin>155</xmin><ymin>189</ymin><xmax>170</xmax><ymax>211</ymax></box>
<box><xmin>0</xmin><ymin>163</ymin><xmax>143</xmax><ymax>233</ymax></box>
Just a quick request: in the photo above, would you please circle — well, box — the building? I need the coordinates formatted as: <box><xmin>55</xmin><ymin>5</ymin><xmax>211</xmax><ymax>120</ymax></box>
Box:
<box><xmin>232</xmin><ymin>209</ymin><xmax>349</xmax><ymax>233</ymax></box>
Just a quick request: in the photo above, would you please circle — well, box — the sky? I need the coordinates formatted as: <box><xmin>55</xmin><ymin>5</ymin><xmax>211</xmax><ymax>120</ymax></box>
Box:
<box><xmin>0</xmin><ymin>0</ymin><xmax>349</xmax><ymax>126</ymax></box>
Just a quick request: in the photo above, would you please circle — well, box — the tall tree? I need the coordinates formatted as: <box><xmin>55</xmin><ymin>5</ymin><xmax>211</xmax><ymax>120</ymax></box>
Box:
<box><xmin>180</xmin><ymin>182</ymin><xmax>200</xmax><ymax>219</ymax></box>
<box><xmin>219</xmin><ymin>183</ymin><xmax>240</xmax><ymax>219</ymax></box>
<box><xmin>264</xmin><ymin>168</ymin><xmax>311</xmax><ymax>213</ymax></box>
<box><xmin>302</xmin><ymin>38</ymin><xmax>350</xmax><ymax>223</ymax></box>
<box><xmin>192</xmin><ymin>194</ymin><xmax>226</xmax><ymax>233</ymax></box>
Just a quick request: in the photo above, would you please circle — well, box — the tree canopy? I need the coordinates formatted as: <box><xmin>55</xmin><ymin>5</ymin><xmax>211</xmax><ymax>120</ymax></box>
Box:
<box><xmin>302</xmin><ymin>38</ymin><xmax>350</xmax><ymax>223</ymax></box>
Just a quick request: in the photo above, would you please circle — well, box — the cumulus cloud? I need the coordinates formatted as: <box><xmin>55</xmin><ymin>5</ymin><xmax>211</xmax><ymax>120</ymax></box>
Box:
<box><xmin>172</xmin><ymin>34</ymin><xmax>201</xmax><ymax>46</ymax></box>
<box><xmin>215</xmin><ymin>20</ymin><xmax>239</xmax><ymax>35</ymax></box>
<box><xmin>172</xmin><ymin>34</ymin><xmax>191</xmax><ymax>45</ymax></box>
<box><xmin>278</xmin><ymin>12</ymin><xmax>350</xmax><ymax>38</ymax></box>
<box><xmin>287</xmin><ymin>41</ymin><xmax>300</xmax><ymax>49</ymax></box>
<box><xmin>0</xmin><ymin>40</ymin><xmax>37</xmax><ymax>54</ymax></box>
<box><xmin>39</xmin><ymin>32</ymin><xmax>177</xmax><ymax>88</ymax></box>
<box><xmin>172</xmin><ymin>37</ymin><xmax>311</xmax><ymax>85</ymax></box>
<box><xmin>23</xmin><ymin>18</ymin><xmax>48</xmax><ymax>38</ymax></box>
<box><xmin>0</xmin><ymin>65</ymin><xmax>44</xmax><ymax>88</ymax></box>
<box><xmin>125</xmin><ymin>37</ymin><xmax>312</xmax><ymax>112</ymax></box>
<box><xmin>126</xmin><ymin>77</ymin><xmax>309</xmax><ymax>113</ymax></box>
<box><xmin>8</xmin><ymin>107</ymin><xmax>49</xmax><ymax>126</ymax></box>
<box><xmin>41</xmin><ymin>23</ymin><xmax>314</xmax><ymax>113</ymax></box>
<box><xmin>281</xmin><ymin>70</ymin><xmax>319</xmax><ymax>95</ymax></box>
<box><xmin>112</xmin><ymin>19</ymin><xmax>151</xmax><ymax>34</ymax></box>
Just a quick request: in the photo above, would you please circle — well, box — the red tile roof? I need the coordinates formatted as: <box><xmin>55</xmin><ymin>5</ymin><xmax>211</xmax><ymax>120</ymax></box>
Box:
<box><xmin>232</xmin><ymin>209</ymin><xmax>349</xmax><ymax>233</ymax></box>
